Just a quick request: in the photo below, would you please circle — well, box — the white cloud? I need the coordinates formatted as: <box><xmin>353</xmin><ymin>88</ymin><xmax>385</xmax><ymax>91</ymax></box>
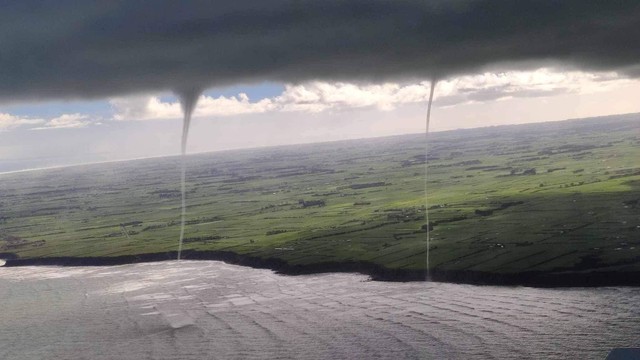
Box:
<box><xmin>0</xmin><ymin>113</ymin><xmax>45</xmax><ymax>130</ymax></box>
<box><xmin>110</xmin><ymin>95</ymin><xmax>182</xmax><ymax>121</ymax></box>
<box><xmin>434</xmin><ymin>68</ymin><xmax>631</xmax><ymax>107</ymax></box>
<box><xmin>32</xmin><ymin>113</ymin><xmax>91</xmax><ymax>130</ymax></box>
<box><xmin>108</xmin><ymin>68</ymin><xmax>635</xmax><ymax>121</ymax></box>
<box><xmin>110</xmin><ymin>93</ymin><xmax>275</xmax><ymax>121</ymax></box>
<box><xmin>198</xmin><ymin>93</ymin><xmax>275</xmax><ymax>117</ymax></box>
<box><xmin>276</xmin><ymin>82</ymin><xmax>406</xmax><ymax>112</ymax></box>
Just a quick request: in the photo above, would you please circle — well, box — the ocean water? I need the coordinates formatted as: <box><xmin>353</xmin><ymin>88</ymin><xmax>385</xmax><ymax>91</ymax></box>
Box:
<box><xmin>0</xmin><ymin>261</ymin><xmax>638</xmax><ymax>359</ymax></box>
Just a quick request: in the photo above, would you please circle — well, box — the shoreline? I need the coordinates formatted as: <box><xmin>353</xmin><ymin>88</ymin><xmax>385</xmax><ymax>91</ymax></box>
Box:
<box><xmin>2</xmin><ymin>250</ymin><xmax>640</xmax><ymax>288</ymax></box>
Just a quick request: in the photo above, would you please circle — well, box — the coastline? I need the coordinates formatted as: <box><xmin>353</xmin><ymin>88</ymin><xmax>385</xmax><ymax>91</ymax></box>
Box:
<box><xmin>2</xmin><ymin>250</ymin><xmax>639</xmax><ymax>288</ymax></box>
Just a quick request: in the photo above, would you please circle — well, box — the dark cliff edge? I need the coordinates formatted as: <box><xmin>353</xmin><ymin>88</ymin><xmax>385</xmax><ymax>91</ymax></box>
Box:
<box><xmin>2</xmin><ymin>250</ymin><xmax>639</xmax><ymax>288</ymax></box>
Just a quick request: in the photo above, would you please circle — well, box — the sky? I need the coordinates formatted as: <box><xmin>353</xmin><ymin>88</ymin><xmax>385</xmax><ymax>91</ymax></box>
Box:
<box><xmin>1</xmin><ymin>1</ymin><xmax>639</xmax><ymax>172</ymax></box>
<box><xmin>1</xmin><ymin>68</ymin><xmax>640</xmax><ymax>173</ymax></box>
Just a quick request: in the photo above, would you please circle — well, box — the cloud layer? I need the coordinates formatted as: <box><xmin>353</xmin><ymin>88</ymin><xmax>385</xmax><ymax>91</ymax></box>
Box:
<box><xmin>1</xmin><ymin>68</ymin><xmax>631</xmax><ymax>130</ymax></box>
<box><xmin>33</xmin><ymin>113</ymin><xmax>92</xmax><ymax>130</ymax></box>
<box><xmin>109</xmin><ymin>68</ymin><xmax>632</xmax><ymax>121</ymax></box>
<box><xmin>1</xmin><ymin>1</ymin><xmax>639</xmax><ymax>102</ymax></box>
<box><xmin>0</xmin><ymin>113</ymin><xmax>44</xmax><ymax>130</ymax></box>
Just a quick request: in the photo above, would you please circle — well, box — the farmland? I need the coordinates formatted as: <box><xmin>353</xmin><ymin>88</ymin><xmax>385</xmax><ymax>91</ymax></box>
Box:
<box><xmin>1</xmin><ymin>114</ymin><xmax>639</xmax><ymax>284</ymax></box>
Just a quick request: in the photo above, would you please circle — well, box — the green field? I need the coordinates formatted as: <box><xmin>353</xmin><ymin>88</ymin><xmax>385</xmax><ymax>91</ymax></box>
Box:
<box><xmin>1</xmin><ymin>114</ymin><xmax>639</xmax><ymax>276</ymax></box>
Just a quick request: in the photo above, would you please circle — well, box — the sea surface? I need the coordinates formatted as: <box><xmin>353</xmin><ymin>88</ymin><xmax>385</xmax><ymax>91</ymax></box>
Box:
<box><xmin>0</xmin><ymin>261</ymin><xmax>638</xmax><ymax>359</ymax></box>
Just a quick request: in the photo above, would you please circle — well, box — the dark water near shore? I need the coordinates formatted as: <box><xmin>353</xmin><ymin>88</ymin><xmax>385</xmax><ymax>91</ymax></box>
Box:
<box><xmin>0</xmin><ymin>261</ymin><xmax>638</xmax><ymax>359</ymax></box>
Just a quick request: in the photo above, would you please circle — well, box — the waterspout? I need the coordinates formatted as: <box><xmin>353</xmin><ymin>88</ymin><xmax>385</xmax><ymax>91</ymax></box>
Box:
<box><xmin>176</xmin><ymin>87</ymin><xmax>203</xmax><ymax>260</ymax></box>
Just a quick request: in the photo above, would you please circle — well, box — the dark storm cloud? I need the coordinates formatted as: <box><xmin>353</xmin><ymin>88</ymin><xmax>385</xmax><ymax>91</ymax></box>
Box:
<box><xmin>1</xmin><ymin>0</ymin><xmax>639</xmax><ymax>102</ymax></box>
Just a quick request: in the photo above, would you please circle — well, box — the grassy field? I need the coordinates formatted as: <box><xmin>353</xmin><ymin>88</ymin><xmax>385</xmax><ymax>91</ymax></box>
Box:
<box><xmin>1</xmin><ymin>114</ymin><xmax>639</xmax><ymax>276</ymax></box>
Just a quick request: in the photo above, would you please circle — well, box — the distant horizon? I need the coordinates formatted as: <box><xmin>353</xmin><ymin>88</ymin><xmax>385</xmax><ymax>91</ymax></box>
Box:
<box><xmin>3</xmin><ymin>67</ymin><xmax>640</xmax><ymax>172</ymax></box>
<box><xmin>2</xmin><ymin>111</ymin><xmax>637</xmax><ymax>175</ymax></box>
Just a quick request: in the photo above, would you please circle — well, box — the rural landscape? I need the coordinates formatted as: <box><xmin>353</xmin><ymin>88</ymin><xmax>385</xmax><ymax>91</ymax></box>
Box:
<box><xmin>1</xmin><ymin>114</ymin><xmax>639</xmax><ymax>285</ymax></box>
